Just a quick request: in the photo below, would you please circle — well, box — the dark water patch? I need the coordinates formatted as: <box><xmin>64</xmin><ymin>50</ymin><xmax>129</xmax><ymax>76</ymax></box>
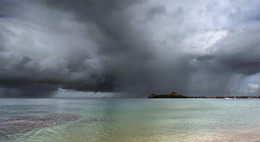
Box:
<box><xmin>0</xmin><ymin>114</ymin><xmax>80</xmax><ymax>137</ymax></box>
<box><xmin>80</xmin><ymin>118</ymin><xmax>99</xmax><ymax>123</ymax></box>
<box><xmin>0</xmin><ymin>111</ymin><xmax>9</xmax><ymax>116</ymax></box>
<box><xmin>22</xmin><ymin>107</ymin><xmax>83</xmax><ymax>112</ymax></box>
<box><xmin>65</xmin><ymin>101</ymin><xmax>87</xmax><ymax>105</ymax></box>
<box><xmin>0</xmin><ymin>105</ymin><xmax>83</xmax><ymax>112</ymax></box>
<box><xmin>80</xmin><ymin>118</ymin><xmax>115</xmax><ymax>123</ymax></box>
<box><xmin>22</xmin><ymin>110</ymin><xmax>50</xmax><ymax>114</ymax></box>
<box><xmin>58</xmin><ymin>108</ymin><xmax>83</xmax><ymax>111</ymax></box>
<box><xmin>32</xmin><ymin>107</ymin><xmax>83</xmax><ymax>112</ymax></box>
<box><xmin>0</xmin><ymin>105</ymin><xmax>52</xmax><ymax>111</ymax></box>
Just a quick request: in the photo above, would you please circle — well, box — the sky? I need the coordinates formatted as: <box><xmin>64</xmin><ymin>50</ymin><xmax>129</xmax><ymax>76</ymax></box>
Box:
<box><xmin>0</xmin><ymin>0</ymin><xmax>260</xmax><ymax>98</ymax></box>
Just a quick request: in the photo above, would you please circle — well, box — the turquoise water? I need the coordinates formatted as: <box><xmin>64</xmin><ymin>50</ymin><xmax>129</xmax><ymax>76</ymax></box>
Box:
<box><xmin>1</xmin><ymin>98</ymin><xmax>260</xmax><ymax>142</ymax></box>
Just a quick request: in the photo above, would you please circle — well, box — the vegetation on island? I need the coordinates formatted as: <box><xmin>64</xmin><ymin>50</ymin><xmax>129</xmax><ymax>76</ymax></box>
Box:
<box><xmin>148</xmin><ymin>92</ymin><xmax>187</xmax><ymax>98</ymax></box>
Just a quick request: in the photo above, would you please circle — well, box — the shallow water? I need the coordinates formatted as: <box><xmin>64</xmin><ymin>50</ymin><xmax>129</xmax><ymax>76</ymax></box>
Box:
<box><xmin>1</xmin><ymin>98</ymin><xmax>260</xmax><ymax>142</ymax></box>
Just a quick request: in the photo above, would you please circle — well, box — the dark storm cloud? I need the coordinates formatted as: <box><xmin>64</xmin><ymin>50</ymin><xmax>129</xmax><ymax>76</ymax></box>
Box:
<box><xmin>0</xmin><ymin>82</ymin><xmax>58</xmax><ymax>98</ymax></box>
<box><xmin>39</xmin><ymin>0</ymin><xmax>159</xmax><ymax>94</ymax></box>
<box><xmin>212</xmin><ymin>28</ymin><xmax>260</xmax><ymax>75</ymax></box>
<box><xmin>0</xmin><ymin>0</ymin><xmax>157</xmax><ymax>97</ymax></box>
<box><xmin>1</xmin><ymin>0</ymin><xmax>260</xmax><ymax>97</ymax></box>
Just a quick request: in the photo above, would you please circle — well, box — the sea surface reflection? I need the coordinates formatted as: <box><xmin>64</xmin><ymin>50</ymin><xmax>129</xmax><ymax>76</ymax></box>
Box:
<box><xmin>1</xmin><ymin>98</ymin><xmax>260</xmax><ymax>142</ymax></box>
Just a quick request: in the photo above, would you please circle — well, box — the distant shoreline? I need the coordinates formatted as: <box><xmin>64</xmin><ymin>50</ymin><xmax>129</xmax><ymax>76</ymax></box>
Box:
<box><xmin>186</xmin><ymin>96</ymin><xmax>260</xmax><ymax>99</ymax></box>
<box><xmin>148</xmin><ymin>92</ymin><xmax>260</xmax><ymax>99</ymax></box>
<box><xmin>148</xmin><ymin>97</ymin><xmax>260</xmax><ymax>99</ymax></box>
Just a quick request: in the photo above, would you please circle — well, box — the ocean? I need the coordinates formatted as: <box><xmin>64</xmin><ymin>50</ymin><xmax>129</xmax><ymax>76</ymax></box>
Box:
<box><xmin>1</xmin><ymin>98</ymin><xmax>260</xmax><ymax>142</ymax></box>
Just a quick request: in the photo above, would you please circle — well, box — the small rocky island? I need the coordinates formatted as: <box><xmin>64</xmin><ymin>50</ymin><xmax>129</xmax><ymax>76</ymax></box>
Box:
<box><xmin>148</xmin><ymin>92</ymin><xmax>187</xmax><ymax>98</ymax></box>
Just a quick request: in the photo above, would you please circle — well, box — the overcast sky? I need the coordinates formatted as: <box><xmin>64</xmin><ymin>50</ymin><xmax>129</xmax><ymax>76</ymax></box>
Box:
<box><xmin>0</xmin><ymin>0</ymin><xmax>260</xmax><ymax>98</ymax></box>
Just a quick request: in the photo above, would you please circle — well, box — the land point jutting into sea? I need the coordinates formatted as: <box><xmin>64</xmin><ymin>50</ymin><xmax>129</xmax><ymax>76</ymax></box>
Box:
<box><xmin>148</xmin><ymin>92</ymin><xmax>260</xmax><ymax>99</ymax></box>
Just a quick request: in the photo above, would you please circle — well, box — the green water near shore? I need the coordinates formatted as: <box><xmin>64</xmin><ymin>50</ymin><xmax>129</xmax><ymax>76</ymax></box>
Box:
<box><xmin>1</xmin><ymin>98</ymin><xmax>260</xmax><ymax>142</ymax></box>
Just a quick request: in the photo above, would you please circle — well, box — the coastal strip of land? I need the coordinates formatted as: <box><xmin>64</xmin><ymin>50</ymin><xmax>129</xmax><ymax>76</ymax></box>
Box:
<box><xmin>148</xmin><ymin>92</ymin><xmax>260</xmax><ymax>99</ymax></box>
